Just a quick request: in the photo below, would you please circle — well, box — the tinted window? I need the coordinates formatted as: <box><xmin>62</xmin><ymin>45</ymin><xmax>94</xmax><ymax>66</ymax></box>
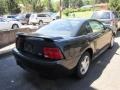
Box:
<box><xmin>77</xmin><ymin>22</ymin><xmax>89</xmax><ymax>36</ymax></box>
<box><xmin>37</xmin><ymin>14</ymin><xmax>46</xmax><ymax>17</ymax></box>
<box><xmin>36</xmin><ymin>20</ymin><xmax>81</xmax><ymax>37</ymax></box>
<box><xmin>92</xmin><ymin>12</ymin><xmax>110</xmax><ymax>19</ymax></box>
<box><xmin>7</xmin><ymin>16</ymin><xmax>16</xmax><ymax>18</ymax></box>
<box><xmin>85</xmin><ymin>22</ymin><xmax>92</xmax><ymax>33</ymax></box>
<box><xmin>89</xmin><ymin>21</ymin><xmax>104</xmax><ymax>33</ymax></box>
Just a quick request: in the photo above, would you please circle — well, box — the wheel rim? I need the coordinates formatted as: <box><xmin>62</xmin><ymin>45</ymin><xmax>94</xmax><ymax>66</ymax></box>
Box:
<box><xmin>39</xmin><ymin>21</ymin><xmax>43</xmax><ymax>25</ymax></box>
<box><xmin>80</xmin><ymin>56</ymin><xmax>90</xmax><ymax>75</ymax></box>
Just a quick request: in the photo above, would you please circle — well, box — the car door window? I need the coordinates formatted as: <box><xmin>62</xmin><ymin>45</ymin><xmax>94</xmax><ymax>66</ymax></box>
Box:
<box><xmin>37</xmin><ymin>14</ymin><xmax>46</xmax><ymax>17</ymax></box>
<box><xmin>89</xmin><ymin>21</ymin><xmax>104</xmax><ymax>33</ymax></box>
<box><xmin>77</xmin><ymin>22</ymin><xmax>91</xmax><ymax>36</ymax></box>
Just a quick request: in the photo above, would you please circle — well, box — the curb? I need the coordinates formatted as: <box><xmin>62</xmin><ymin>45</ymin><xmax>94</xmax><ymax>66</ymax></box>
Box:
<box><xmin>0</xmin><ymin>44</ymin><xmax>15</xmax><ymax>57</ymax></box>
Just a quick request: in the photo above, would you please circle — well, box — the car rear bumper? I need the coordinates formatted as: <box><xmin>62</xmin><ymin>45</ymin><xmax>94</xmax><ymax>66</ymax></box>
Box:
<box><xmin>12</xmin><ymin>48</ymin><xmax>73</xmax><ymax>76</ymax></box>
<box><xmin>29</xmin><ymin>20</ymin><xmax>38</xmax><ymax>24</ymax></box>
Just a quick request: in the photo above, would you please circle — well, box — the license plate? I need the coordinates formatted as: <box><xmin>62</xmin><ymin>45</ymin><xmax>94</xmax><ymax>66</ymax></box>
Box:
<box><xmin>24</xmin><ymin>43</ymin><xmax>33</xmax><ymax>53</ymax></box>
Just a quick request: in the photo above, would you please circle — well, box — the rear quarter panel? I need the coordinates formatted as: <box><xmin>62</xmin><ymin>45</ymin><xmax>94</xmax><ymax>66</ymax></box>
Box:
<box><xmin>55</xmin><ymin>36</ymin><xmax>95</xmax><ymax>69</ymax></box>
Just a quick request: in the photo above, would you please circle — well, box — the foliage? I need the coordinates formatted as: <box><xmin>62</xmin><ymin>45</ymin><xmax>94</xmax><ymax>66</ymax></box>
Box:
<box><xmin>69</xmin><ymin>0</ymin><xmax>83</xmax><ymax>8</ymax></box>
<box><xmin>63</xmin><ymin>7</ymin><xmax>92</xmax><ymax>16</ymax></box>
<box><xmin>51</xmin><ymin>1</ymin><xmax>60</xmax><ymax>12</ymax></box>
<box><xmin>0</xmin><ymin>0</ymin><xmax>7</xmax><ymax>15</ymax></box>
<box><xmin>7</xmin><ymin>0</ymin><xmax>21</xmax><ymax>14</ymax></box>
<box><xmin>109</xmin><ymin>0</ymin><xmax>120</xmax><ymax>13</ymax></box>
<box><xmin>16</xmin><ymin>0</ymin><xmax>44</xmax><ymax>12</ymax></box>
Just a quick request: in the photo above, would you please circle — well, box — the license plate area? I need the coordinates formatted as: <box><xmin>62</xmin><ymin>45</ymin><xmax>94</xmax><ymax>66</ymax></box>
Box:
<box><xmin>24</xmin><ymin>42</ymin><xmax>33</xmax><ymax>53</ymax></box>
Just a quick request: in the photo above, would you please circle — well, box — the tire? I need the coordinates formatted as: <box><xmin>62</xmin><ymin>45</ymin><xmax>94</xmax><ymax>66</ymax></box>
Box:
<box><xmin>109</xmin><ymin>36</ymin><xmax>114</xmax><ymax>49</ymax></box>
<box><xmin>76</xmin><ymin>52</ymin><xmax>91</xmax><ymax>79</ymax></box>
<box><xmin>39</xmin><ymin>20</ymin><xmax>43</xmax><ymax>26</ymax></box>
<box><xmin>12</xmin><ymin>24</ymin><xmax>19</xmax><ymax>29</ymax></box>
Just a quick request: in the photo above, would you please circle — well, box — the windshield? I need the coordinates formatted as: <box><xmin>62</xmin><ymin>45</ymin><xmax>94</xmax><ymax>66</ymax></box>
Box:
<box><xmin>92</xmin><ymin>12</ymin><xmax>111</xmax><ymax>19</ymax></box>
<box><xmin>15</xmin><ymin>15</ymin><xmax>25</xmax><ymax>19</ymax></box>
<box><xmin>36</xmin><ymin>19</ymin><xmax>81</xmax><ymax>37</ymax></box>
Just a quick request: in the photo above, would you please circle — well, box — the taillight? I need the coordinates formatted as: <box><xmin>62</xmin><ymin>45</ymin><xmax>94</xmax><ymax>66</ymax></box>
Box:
<box><xmin>43</xmin><ymin>47</ymin><xmax>63</xmax><ymax>60</ymax></box>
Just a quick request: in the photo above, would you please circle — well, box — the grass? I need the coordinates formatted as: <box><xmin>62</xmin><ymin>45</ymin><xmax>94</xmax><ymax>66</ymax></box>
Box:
<box><xmin>62</xmin><ymin>11</ymin><xmax>93</xmax><ymax>19</ymax></box>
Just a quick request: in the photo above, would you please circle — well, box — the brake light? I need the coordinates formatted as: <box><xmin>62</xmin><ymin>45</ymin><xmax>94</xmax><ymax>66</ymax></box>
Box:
<box><xmin>43</xmin><ymin>47</ymin><xmax>63</xmax><ymax>60</ymax></box>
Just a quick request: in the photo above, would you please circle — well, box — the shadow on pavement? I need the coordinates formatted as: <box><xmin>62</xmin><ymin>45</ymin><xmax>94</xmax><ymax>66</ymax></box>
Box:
<box><xmin>0</xmin><ymin>51</ymin><xmax>12</xmax><ymax>60</ymax></box>
<box><xmin>21</xmin><ymin>41</ymin><xmax>119</xmax><ymax>90</ymax></box>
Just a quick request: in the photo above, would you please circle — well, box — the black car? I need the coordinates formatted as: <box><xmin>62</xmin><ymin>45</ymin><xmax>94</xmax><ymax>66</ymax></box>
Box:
<box><xmin>13</xmin><ymin>19</ymin><xmax>114</xmax><ymax>78</ymax></box>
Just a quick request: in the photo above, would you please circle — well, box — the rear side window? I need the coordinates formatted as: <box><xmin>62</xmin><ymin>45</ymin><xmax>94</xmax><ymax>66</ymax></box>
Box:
<box><xmin>77</xmin><ymin>22</ymin><xmax>90</xmax><ymax>36</ymax></box>
<box><xmin>89</xmin><ymin>21</ymin><xmax>104</xmax><ymax>33</ymax></box>
<box><xmin>37</xmin><ymin>14</ymin><xmax>46</xmax><ymax>17</ymax></box>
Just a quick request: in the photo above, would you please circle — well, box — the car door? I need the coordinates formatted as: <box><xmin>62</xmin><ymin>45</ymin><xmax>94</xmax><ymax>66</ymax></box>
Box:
<box><xmin>45</xmin><ymin>14</ymin><xmax>53</xmax><ymax>22</ymax></box>
<box><xmin>0</xmin><ymin>18</ymin><xmax>9</xmax><ymax>30</ymax></box>
<box><xmin>88</xmin><ymin>20</ymin><xmax>111</xmax><ymax>53</ymax></box>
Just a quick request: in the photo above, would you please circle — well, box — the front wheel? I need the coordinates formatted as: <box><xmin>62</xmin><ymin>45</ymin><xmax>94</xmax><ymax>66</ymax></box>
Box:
<box><xmin>12</xmin><ymin>24</ymin><xmax>19</xmax><ymax>29</ymax></box>
<box><xmin>76</xmin><ymin>52</ymin><xmax>91</xmax><ymax>79</ymax></box>
<box><xmin>39</xmin><ymin>20</ymin><xmax>43</xmax><ymax>26</ymax></box>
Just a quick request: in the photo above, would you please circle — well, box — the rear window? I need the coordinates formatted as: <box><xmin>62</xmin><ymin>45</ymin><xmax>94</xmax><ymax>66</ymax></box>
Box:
<box><xmin>36</xmin><ymin>20</ymin><xmax>81</xmax><ymax>37</ymax></box>
<box><xmin>92</xmin><ymin>12</ymin><xmax>110</xmax><ymax>19</ymax></box>
<box><xmin>7</xmin><ymin>16</ymin><xmax>16</xmax><ymax>18</ymax></box>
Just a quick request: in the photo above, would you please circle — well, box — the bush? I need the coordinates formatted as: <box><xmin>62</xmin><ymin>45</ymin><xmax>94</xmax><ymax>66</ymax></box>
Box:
<box><xmin>63</xmin><ymin>8</ymin><xmax>92</xmax><ymax>16</ymax></box>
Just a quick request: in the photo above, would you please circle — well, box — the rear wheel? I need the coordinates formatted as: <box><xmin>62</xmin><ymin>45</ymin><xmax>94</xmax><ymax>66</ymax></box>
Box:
<box><xmin>12</xmin><ymin>24</ymin><xmax>19</xmax><ymax>29</ymax></box>
<box><xmin>39</xmin><ymin>20</ymin><xmax>43</xmax><ymax>26</ymax></box>
<box><xmin>76</xmin><ymin>52</ymin><xmax>91</xmax><ymax>79</ymax></box>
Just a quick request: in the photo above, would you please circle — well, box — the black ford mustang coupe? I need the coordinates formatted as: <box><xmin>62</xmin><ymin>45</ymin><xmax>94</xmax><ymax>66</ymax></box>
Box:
<box><xmin>13</xmin><ymin>19</ymin><xmax>114</xmax><ymax>78</ymax></box>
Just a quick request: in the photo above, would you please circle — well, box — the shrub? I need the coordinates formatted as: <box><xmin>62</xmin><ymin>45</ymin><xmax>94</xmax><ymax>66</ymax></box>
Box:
<box><xmin>63</xmin><ymin>8</ymin><xmax>92</xmax><ymax>16</ymax></box>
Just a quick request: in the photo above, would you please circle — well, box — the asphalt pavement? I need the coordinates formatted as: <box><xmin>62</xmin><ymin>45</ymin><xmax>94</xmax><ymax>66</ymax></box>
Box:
<box><xmin>0</xmin><ymin>32</ymin><xmax>120</xmax><ymax>90</ymax></box>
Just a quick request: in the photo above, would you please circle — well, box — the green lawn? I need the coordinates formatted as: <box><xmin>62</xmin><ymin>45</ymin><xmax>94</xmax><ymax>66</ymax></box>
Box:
<box><xmin>62</xmin><ymin>11</ymin><xmax>93</xmax><ymax>19</ymax></box>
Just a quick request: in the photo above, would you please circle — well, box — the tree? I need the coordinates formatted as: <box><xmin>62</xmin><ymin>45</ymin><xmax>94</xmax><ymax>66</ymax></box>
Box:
<box><xmin>109</xmin><ymin>0</ymin><xmax>120</xmax><ymax>12</ymax></box>
<box><xmin>63</xmin><ymin>0</ymin><xmax>69</xmax><ymax>8</ymax></box>
<box><xmin>69</xmin><ymin>0</ymin><xmax>83</xmax><ymax>8</ymax></box>
<box><xmin>0</xmin><ymin>0</ymin><xmax>7</xmax><ymax>15</ymax></box>
<box><xmin>17</xmin><ymin>0</ymin><xmax>44</xmax><ymax>12</ymax></box>
<box><xmin>7</xmin><ymin>0</ymin><xmax>21</xmax><ymax>14</ymax></box>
